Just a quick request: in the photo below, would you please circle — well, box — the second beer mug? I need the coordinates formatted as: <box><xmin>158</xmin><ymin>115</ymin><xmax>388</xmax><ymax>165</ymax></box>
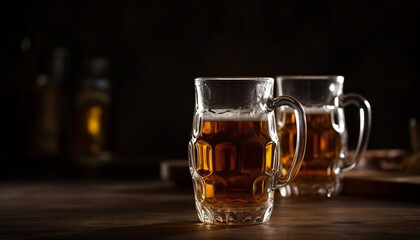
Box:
<box><xmin>275</xmin><ymin>76</ymin><xmax>372</xmax><ymax>198</ymax></box>
<box><xmin>189</xmin><ymin>77</ymin><xmax>307</xmax><ymax>224</ymax></box>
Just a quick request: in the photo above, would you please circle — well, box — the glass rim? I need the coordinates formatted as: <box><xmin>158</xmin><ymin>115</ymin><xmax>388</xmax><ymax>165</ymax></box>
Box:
<box><xmin>276</xmin><ymin>75</ymin><xmax>344</xmax><ymax>82</ymax></box>
<box><xmin>195</xmin><ymin>77</ymin><xmax>274</xmax><ymax>82</ymax></box>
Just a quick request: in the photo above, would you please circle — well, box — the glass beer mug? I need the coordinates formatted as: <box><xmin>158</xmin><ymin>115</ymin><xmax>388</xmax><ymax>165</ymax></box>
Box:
<box><xmin>275</xmin><ymin>76</ymin><xmax>372</xmax><ymax>198</ymax></box>
<box><xmin>188</xmin><ymin>77</ymin><xmax>307</xmax><ymax>224</ymax></box>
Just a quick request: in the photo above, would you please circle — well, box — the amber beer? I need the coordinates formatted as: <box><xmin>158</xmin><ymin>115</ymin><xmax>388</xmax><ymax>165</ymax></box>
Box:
<box><xmin>278</xmin><ymin>109</ymin><xmax>341</xmax><ymax>185</ymax></box>
<box><xmin>194</xmin><ymin>118</ymin><xmax>276</xmax><ymax>210</ymax></box>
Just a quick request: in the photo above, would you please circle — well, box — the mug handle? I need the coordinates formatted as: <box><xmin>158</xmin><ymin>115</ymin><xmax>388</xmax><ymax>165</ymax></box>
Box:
<box><xmin>267</xmin><ymin>96</ymin><xmax>307</xmax><ymax>188</ymax></box>
<box><xmin>340</xmin><ymin>93</ymin><xmax>372</xmax><ymax>172</ymax></box>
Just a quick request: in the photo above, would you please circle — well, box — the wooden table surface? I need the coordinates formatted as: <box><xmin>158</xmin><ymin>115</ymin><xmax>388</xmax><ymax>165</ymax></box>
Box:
<box><xmin>1</xmin><ymin>180</ymin><xmax>420</xmax><ymax>240</ymax></box>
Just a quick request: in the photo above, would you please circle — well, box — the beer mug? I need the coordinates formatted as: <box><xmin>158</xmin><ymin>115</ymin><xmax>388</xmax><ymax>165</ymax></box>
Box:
<box><xmin>275</xmin><ymin>76</ymin><xmax>372</xmax><ymax>198</ymax></box>
<box><xmin>188</xmin><ymin>77</ymin><xmax>307</xmax><ymax>224</ymax></box>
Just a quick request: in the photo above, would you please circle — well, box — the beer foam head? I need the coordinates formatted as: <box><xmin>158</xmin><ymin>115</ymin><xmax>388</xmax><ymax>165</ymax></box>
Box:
<box><xmin>304</xmin><ymin>107</ymin><xmax>335</xmax><ymax>114</ymax></box>
<box><xmin>281</xmin><ymin>106</ymin><xmax>336</xmax><ymax>114</ymax></box>
<box><xmin>202</xmin><ymin>110</ymin><xmax>268</xmax><ymax>121</ymax></box>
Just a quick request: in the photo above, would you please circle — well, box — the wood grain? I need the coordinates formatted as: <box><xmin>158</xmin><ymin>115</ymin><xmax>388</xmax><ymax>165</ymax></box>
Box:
<box><xmin>1</xmin><ymin>181</ymin><xmax>419</xmax><ymax>240</ymax></box>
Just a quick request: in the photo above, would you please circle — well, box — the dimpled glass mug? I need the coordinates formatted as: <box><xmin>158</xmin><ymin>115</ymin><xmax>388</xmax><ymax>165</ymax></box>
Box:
<box><xmin>275</xmin><ymin>76</ymin><xmax>371</xmax><ymax>198</ymax></box>
<box><xmin>188</xmin><ymin>77</ymin><xmax>307</xmax><ymax>224</ymax></box>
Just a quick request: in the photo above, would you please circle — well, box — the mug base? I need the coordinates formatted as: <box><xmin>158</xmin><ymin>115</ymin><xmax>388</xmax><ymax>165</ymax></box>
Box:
<box><xmin>194</xmin><ymin>200</ymin><xmax>273</xmax><ymax>224</ymax></box>
<box><xmin>279</xmin><ymin>179</ymin><xmax>342</xmax><ymax>199</ymax></box>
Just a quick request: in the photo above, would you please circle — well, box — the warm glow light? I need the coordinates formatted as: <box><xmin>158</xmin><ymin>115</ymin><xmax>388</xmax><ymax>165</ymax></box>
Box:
<box><xmin>205</xmin><ymin>183</ymin><xmax>214</xmax><ymax>198</ymax></box>
<box><xmin>87</xmin><ymin>106</ymin><xmax>102</xmax><ymax>136</ymax></box>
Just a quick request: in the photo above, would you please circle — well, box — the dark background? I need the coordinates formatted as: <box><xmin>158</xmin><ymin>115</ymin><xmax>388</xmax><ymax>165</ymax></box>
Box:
<box><xmin>1</xmin><ymin>0</ymin><xmax>419</xmax><ymax>179</ymax></box>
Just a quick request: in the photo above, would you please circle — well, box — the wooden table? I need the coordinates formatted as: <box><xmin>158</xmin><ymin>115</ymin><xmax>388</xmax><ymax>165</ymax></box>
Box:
<box><xmin>1</xmin><ymin>180</ymin><xmax>420</xmax><ymax>240</ymax></box>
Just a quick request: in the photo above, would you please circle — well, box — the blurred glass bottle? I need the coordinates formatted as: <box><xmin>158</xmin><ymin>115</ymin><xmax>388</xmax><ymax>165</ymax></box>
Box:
<box><xmin>29</xmin><ymin>47</ymin><xmax>69</xmax><ymax>159</ymax></box>
<box><xmin>73</xmin><ymin>58</ymin><xmax>113</xmax><ymax>166</ymax></box>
